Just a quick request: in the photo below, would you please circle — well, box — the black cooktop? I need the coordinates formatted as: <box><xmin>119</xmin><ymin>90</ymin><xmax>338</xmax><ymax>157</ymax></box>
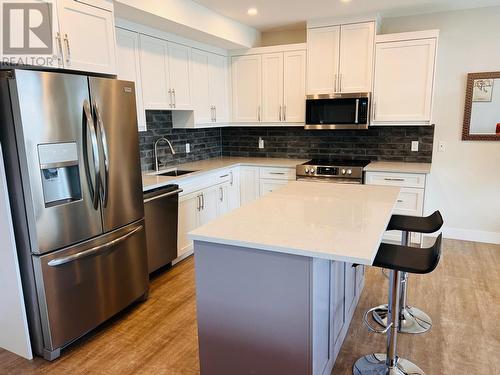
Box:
<box><xmin>303</xmin><ymin>159</ymin><xmax>371</xmax><ymax>167</ymax></box>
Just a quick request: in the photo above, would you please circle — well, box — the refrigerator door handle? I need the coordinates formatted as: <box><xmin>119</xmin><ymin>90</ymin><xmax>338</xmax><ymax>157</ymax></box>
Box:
<box><xmin>82</xmin><ymin>100</ymin><xmax>100</xmax><ymax>209</ymax></box>
<box><xmin>94</xmin><ymin>103</ymin><xmax>109</xmax><ymax>207</ymax></box>
<box><xmin>47</xmin><ymin>225</ymin><xmax>144</xmax><ymax>267</ymax></box>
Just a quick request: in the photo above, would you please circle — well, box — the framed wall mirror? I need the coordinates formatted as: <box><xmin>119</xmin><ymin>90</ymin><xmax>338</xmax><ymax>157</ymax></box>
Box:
<box><xmin>462</xmin><ymin>71</ymin><xmax>500</xmax><ymax>141</ymax></box>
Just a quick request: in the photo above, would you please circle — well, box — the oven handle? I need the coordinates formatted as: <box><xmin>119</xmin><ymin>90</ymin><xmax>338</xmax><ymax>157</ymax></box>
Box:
<box><xmin>144</xmin><ymin>188</ymin><xmax>183</xmax><ymax>203</ymax></box>
<box><xmin>355</xmin><ymin>98</ymin><xmax>359</xmax><ymax>124</ymax></box>
<box><xmin>296</xmin><ymin>177</ymin><xmax>362</xmax><ymax>184</ymax></box>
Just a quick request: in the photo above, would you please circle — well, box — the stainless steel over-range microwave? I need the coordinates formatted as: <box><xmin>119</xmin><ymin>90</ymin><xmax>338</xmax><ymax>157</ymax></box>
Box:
<box><xmin>305</xmin><ymin>93</ymin><xmax>370</xmax><ymax>130</ymax></box>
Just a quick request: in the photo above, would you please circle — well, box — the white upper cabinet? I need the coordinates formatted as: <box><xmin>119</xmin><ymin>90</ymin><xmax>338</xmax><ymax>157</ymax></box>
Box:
<box><xmin>283</xmin><ymin>50</ymin><xmax>306</xmax><ymax>123</ymax></box>
<box><xmin>372</xmin><ymin>32</ymin><xmax>438</xmax><ymax>125</ymax></box>
<box><xmin>261</xmin><ymin>53</ymin><xmax>284</xmax><ymax>122</ymax></box>
<box><xmin>307</xmin><ymin>21</ymin><xmax>374</xmax><ymax>94</ymax></box>
<box><xmin>115</xmin><ymin>28</ymin><xmax>146</xmax><ymax>131</ymax></box>
<box><xmin>139</xmin><ymin>34</ymin><xmax>170</xmax><ymax>109</ymax></box>
<box><xmin>307</xmin><ymin>26</ymin><xmax>340</xmax><ymax>95</ymax></box>
<box><xmin>57</xmin><ymin>0</ymin><xmax>116</xmax><ymax>75</ymax></box>
<box><xmin>167</xmin><ymin>42</ymin><xmax>192</xmax><ymax>110</ymax></box>
<box><xmin>231</xmin><ymin>55</ymin><xmax>262</xmax><ymax>122</ymax></box>
<box><xmin>191</xmin><ymin>49</ymin><xmax>212</xmax><ymax>124</ymax></box>
<box><xmin>209</xmin><ymin>54</ymin><xmax>229</xmax><ymax>124</ymax></box>
<box><xmin>339</xmin><ymin>22</ymin><xmax>375</xmax><ymax>93</ymax></box>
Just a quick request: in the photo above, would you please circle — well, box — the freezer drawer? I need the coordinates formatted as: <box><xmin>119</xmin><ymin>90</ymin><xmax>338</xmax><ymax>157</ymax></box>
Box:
<box><xmin>32</xmin><ymin>220</ymin><xmax>148</xmax><ymax>352</ymax></box>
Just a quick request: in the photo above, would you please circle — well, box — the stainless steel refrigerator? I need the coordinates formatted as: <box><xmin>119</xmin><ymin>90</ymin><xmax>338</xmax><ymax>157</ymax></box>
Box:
<box><xmin>0</xmin><ymin>69</ymin><xmax>148</xmax><ymax>360</ymax></box>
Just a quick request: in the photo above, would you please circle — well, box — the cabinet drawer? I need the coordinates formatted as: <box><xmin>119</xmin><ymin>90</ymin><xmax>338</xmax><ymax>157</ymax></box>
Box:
<box><xmin>260</xmin><ymin>167</ymin><xmax>295</xmax><ymax>180</ymax></box>
<box><xmin>394</xmin><ymin>188</ymin><xmax>424</xmax><ymax>216</ymax></box>
<box><xmin>260</xmin><ymin>179</ymin><xmax>290</xmax><ymax>196</ymax></box>
<box><xmin>365</xmin><ymin>172</ymin><xmax>426</xmax><ymax>188</ymax></box>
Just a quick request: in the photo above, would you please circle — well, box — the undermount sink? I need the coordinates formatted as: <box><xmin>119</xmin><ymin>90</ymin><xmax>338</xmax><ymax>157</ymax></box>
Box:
<box><xmin>158</xmin><ymin>169</ymin><xmax>198</xmax><ymax>177</ymax></box>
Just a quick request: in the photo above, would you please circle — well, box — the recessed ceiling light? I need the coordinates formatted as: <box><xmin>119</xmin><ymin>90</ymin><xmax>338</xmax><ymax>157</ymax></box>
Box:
<box><xmin>247</xmin><ymin>7</ymin><xmax>258</xmax><ymax>16</ymax></box>
<box><xmin>340</xmin><ymin>0</ymin><xmax>351</xmax><ymax>3</ymax></box>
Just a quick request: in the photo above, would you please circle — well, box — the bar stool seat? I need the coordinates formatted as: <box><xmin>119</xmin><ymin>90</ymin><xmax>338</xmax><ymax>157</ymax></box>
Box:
<box><xmin>387</xmin><ymin>211</ymin><xmax>444</xmax><ymax>234</ymax></box>
<box><xmin>353</xmin><ymin>234</ymin><xmax>442</xmax><ymax>375</ymax></box>
<box><xmin>372</xmin><ymin>211</ymin><xmax>444</xmax><ymax>335</ymax></box>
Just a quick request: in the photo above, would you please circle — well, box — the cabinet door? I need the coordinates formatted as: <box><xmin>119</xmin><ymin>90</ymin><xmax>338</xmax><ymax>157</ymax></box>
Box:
<box><xmin>57</xmin><ymin>0</ymin><xmax>116</xmax><ymax>74</ymax></box>
<box><xmin>199</xmin><ymin>186</ymin><xmax>219</xmax><ymax>225</ymax></box>
<box><xmin>191</xmin><ymin>49</ymin><xmax>212</xmax><ymax>124</ymax></box>
<box><xmin>209</xmin><ymin>54</ymin><xmax>229</xmax><ymax>123</ymax></box>
<box><xmin>227</xmin><ymin>168</ymin><xmax>241</xmax><ymax>211</ymax></box>
<box><xmin>307</xmin><ymin>26</ymin><xmax>340</xmax><ymax>95</ymax></box>
<box><xmin>239</xmin><ymin>166</ymin><xmax>260</xmax><ymax>205</ymax></box>
<box><xmin>231</xmin><ymin>55</ymin><xmax>262</xmax><ymax>122</ymax></box>
<box><xmin>339</xmin><ymin>22</ymin><xmax>374</xmax><ymax>93</ymax></box>
<box><xmin>259</xmin><ymin>179</ymin><xmax>289</xmax><ymax>197</ymax></box>
<box><xmin>168</xmin><ymin>42</ymin><xmax>192</xmax><ymax>110</ymax></box>
<box><xmin>344</xmin><ymin>263</ymin><xmax>357</xmax><ymax>319</ymax></box>
<box><xmin>115</xmin><ymin>28</ymin><xmax>146</xmax><ymax>131</ymax></box>
<box><xmin>261</xmin><ymin>53</ymin><xmax>284</xmax><ymax>123</ymax></box>
<box><xmin>178</xmin><ymin>192</ymin><xmax>200</xmax><ymax>257</ymax></box>
<box><xmin>283</xmin><ymin>50</ymin><xmax>306</xmax><ymax>123</ymax></box>
<box><xmin>139</xmin><ymin>34</ymin><xmax>170</xmax><ymax>109</ymax></box>
<box><xmin>330</xmin><ymin>261</ymin><xmax>345</xmax><ymax>349</ymax></box>
<box><xmin>372</xmin><ymin>38</ymin><xmax>436</xmax><ymax>124</ymax></box>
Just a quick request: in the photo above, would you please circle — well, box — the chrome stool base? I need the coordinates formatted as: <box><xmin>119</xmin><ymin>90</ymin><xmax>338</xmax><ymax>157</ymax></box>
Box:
<box><xmin>372</xmin><ymin>305</ymin><xmax>432</xmax><ymax>334</ymax></box>
<box><xmin>353</xmin><ymin>354</ymin><xmax>425</xmax><ymax>375</ymax></box>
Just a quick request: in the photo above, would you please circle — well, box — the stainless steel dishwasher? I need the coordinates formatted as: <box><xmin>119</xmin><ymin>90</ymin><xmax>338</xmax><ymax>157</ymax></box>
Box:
<box><xmin>144</xmin><ymin>184</ymin><xmax>182</xmax><ymax>273</ymax></box>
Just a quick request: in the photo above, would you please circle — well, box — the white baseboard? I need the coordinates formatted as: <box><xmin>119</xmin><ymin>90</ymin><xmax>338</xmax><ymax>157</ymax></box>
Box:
<box><xmin>438</xmin><ymin>227</ymin><xmax>500</xmax><ymax>245</ymax></box>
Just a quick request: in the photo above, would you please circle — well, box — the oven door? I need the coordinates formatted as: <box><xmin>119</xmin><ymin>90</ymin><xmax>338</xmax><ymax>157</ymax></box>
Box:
<box><xmin>305</xmin><ymin>93</ymin><xmax>369</xmax><ymax>130</ymax></box>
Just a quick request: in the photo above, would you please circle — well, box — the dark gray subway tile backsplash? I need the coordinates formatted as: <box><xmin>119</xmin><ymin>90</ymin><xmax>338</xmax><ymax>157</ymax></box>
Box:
<box><xmin>139</xmin><ymin>110</ymin><xmax>221</xmax><ymax>171</ymax></box>
<box><xmin>139</xmin><ymin>110</ymin><xmax>434</xmax><ymax>171</ymax></box>
<box><xmin>221</xmin><ymin>126</ymin><xmax>434</xmax><ymax>162</ymax></box>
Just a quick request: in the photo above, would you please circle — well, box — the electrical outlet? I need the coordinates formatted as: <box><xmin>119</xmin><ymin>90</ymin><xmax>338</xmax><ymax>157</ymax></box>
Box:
<box><xmin>411</xmin><ymin>141</ymin><xmax>419</xmax><ymax>152</ymax></box>
<box><xmin>258</xmin><ymin>137</ymin><xmax>264</xmax><ymax>149</ymax></box>
<box><xmin>185</xmin><ymin>143</ymin><xmax>191</xmax><ymax>153</ymax></box>
<box><xmin>438</xmin><ymin>141</ymin><xmax>446</xmax><ymax>152</ymax></box>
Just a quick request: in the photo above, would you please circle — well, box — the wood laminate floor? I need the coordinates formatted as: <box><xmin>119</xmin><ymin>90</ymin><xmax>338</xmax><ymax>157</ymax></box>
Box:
<box><xmin>0</xmin><ymin>239</ymin><xmax>499</xmax><ymax>374</ymax></box>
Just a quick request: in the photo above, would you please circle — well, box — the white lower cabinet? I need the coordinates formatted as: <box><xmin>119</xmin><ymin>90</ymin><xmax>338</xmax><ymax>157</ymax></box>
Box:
<box><xmin>260</xmin><ymin>179</ymin><xmax>289</xmax><ymax>196</ymax></box>
<box><xmin>239</xmin><ymin>166</ymin><xmax>261</xmax><ymax>205</ymax></box>
<box><xmin>365</xmin><ymin>171</ymin><xmax>427</xmax><ymax>244</ymax></box>
<box><xmin>177</xmin><ymin>191</ymin><xmax>200</xmax><ymax>258</ymax></box>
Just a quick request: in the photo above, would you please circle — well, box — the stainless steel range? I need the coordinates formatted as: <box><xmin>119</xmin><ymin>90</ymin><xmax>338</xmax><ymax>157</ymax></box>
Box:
<box><xmin>296</xmin><ymin>159</ymin><xmax>370</xmax><ymax>184</ymax></box>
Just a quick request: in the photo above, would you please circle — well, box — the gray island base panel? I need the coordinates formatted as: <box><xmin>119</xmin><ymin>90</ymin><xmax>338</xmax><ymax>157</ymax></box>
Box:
<box><xmin>194</xmin><ymin>240</ymin><xmax>365</xmax><ymax>375</ymax></box>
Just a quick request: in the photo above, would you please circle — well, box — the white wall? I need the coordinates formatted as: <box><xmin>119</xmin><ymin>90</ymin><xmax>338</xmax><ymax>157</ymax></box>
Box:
<box><xmin>0</xmin><ymin>146</ymin><xmax>32</xmax><ymax>359</ymax></box>
<box><xmin>382</xmin><ymin>6</ymin><xmax>500</xmax><ymax>244</ymax></box>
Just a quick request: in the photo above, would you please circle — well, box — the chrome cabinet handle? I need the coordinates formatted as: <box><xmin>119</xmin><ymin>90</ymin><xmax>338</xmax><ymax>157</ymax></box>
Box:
<box><xmin>355</xmin><ymin>99</ymin><xmax>359</xmax><ymax>124</ymax></box>
<box><xmin>334</xmin><ymin>74</ymin><xmax>337</xmax><ymax>92</ymax></box>
<box><xmin>82</xmin><ymin>100</ymin><xmax>100</xmax><ymax>210</ymax></box>
<box><xmin>94</xmin><ymin>103</ymin><xmax>109</xmax><ymax>207</ymax></box>
<box><xmin>219</xmin><ymin>174</ymin><xmax>229</xmax><ymax>178</ymax></box>
<box><xmin>219</xmin><ymin>187</ymin><xmax>223</xmax><ymax>202</ymax></box>
<box><xmin>269</xmin><ymin>172</ymin><xmax>285</xmax><ymax>175</ymax></box>
<box><xmin>373</xmin><ymin>101</ymin><xmax>377</xmax><ymax>121</ymax></box>
<box><xmin>397</xmin><ymin>199</ymin><xmax>404</xmax><ymax>203</ymax></box>
<box><xmin>384</xmin><ymin>178</ymin><xmax>405</xmax><ymax>182</ymax></box>
<box><xmin>201</xmin><ymin>193</ymin><xmax>204</xmax><ymax>210</ymax></box>
<box><xmin>63</xmin><ymin>33</ymin><xmax>71</xmax><ymax>63</ymax></box>
<box><xmin>55</xmin><ymin>32</ymin><xmax>63</xmax><ymax>63</ymax></box>
<box><xmin>279</xmin><ymin>106</ymin><xmax>282</xmax><ymax>122</ymax></box>
<box><xmin>283</xmin><ymin>105</ymin><xmax>287</xmax><ymax>122</ymax></box>
<box><xmin>339</xmin><ymin>74</ymin><xmax>343</xmax><ymax>92</ymax></box>
<box><xmin>258</xmin><ymin>106</ymin><xmax>261</xmax><ymax>122</ymax></box>
<box><xmin>230</xmin><ymin>171</ymin><xmax>234</xmax><ymax>186</ymax></box>
<box><xmin>196</xmin><ymin>195</ymin><xmax>201</xmax><ymax>211</ymax></box>
<box><xmin>144</xmin><ymin>188</ymin><xmax>182</xmax><ymax>203</ymax></box>
<box><xmin>214</xmin><ymin>105</ymin><xmax>217</xmax><ymax>122</ymax></box>
<box><xmin>48</xmin><ymin>225</ymin><xmax>143</xmax><ymax>267</ymax></box>
<box><xmin>172</xmin><ymin>89</ymin><xmax>176</xmax><ymax>108</ymax></box>
<box><xmin>168</xmin><ymin>89</ymin><xmax>172</xmax><ymax>108</ymax></box>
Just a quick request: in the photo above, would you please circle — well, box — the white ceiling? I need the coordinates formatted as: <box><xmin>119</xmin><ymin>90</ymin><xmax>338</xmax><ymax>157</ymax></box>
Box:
<box><xmin>192</xmin><ymin>0</ymin><xmax>500</xmax><ymax>30</ymax></box>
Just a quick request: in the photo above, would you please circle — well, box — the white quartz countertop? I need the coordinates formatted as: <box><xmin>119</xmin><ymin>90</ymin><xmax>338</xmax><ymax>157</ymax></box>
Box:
<box><xmin>189</xmin><ymin>181</ymin><xmax>401</xmax><ymax>265</ymax></box>
<box><xmin>142</xmin><ymin>157</ymin><xmax>309</xmax><ymax>191</ymax></box>
<box><xmin>364</xmin><ymin>161</ymin><xmax>432</xmax><ymax>174</ymax></box>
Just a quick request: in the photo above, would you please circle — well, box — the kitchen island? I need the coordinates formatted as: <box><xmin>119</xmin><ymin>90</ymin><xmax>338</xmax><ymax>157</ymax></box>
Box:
<box><xmin>189</xmin><ymin>181</ymin><xmax>401</xmax><ymax>375</ymax></box>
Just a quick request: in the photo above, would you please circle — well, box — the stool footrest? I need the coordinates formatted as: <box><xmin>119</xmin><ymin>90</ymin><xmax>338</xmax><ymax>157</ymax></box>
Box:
<box><xmin>364</xmin><ymin>305</ymin><xmax>393</xmax><ymax>334</ymax></box>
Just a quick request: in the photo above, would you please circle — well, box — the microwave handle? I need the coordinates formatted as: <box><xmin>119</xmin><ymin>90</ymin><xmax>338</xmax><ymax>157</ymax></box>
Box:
<box><xmin>355</xmin><ymin>99</ymin><xmax>359</xmax><ymax>124</ymax></box>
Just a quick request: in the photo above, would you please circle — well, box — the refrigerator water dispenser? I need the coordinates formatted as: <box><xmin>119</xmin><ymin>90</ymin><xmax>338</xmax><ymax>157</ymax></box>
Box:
<box><xmin>38</xmin><ymin>143</ymin><xmax>82</xmax><ymax>207</ymax></box>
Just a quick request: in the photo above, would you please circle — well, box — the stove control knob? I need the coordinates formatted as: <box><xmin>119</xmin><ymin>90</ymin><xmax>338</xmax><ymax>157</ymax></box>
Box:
<box><xmin>305</xmin><ymin>168</ymin><xmax>309</xmax><ymax>173</ymax></box>
<box><xmin>310</xmin><ymin>168</ymin><xmax>315</xmax><ymax>173</ymax></box>
<box><xmin>347</xmin><ymin>169</ymin><xmax>352</xmax><ymax>175</ymax></box>
<box><xmin>341</xmin><ymin>169</ymin><xmax>346</xmax><ymax>175</ymax></box>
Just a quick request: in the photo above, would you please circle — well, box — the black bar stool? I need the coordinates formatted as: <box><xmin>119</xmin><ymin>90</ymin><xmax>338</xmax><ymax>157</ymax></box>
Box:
<box><xmin>353</xmin><ymin>233</ymin><xmax>442</xmax><ymax>375</ymax></box>
<box><xmin>372</xmin><ymin>211</ymin><xmax>444</xmax><ymax>334</ymax></box>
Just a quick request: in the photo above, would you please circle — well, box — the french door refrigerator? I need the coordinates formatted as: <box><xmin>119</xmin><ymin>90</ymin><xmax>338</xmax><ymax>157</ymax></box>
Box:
<box><xmin>0</xmin><ymin>69</ymin><xmax>148</xmax><ymax>360</ymax></box>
